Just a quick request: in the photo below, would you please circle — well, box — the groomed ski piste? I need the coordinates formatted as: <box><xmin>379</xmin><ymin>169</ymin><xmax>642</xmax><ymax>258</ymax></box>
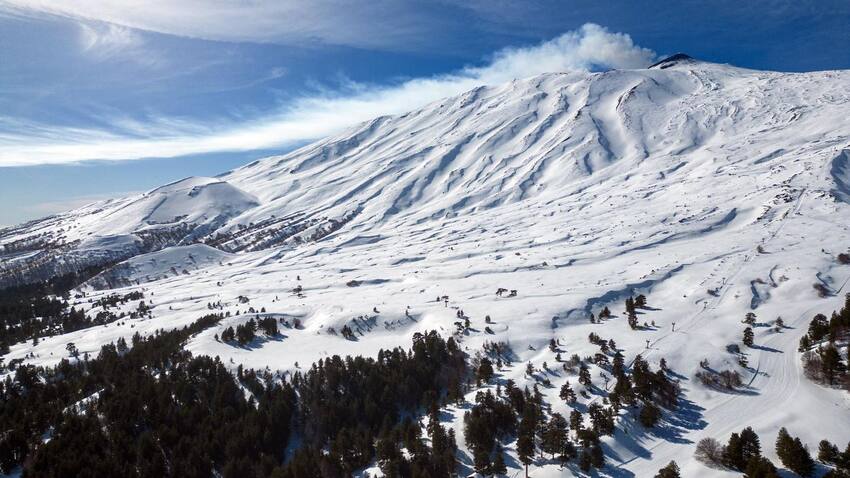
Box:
<box><xmin>2</xmin><ymin>54</ymin><xmax>850</xmax><ymax>476</ymax></box>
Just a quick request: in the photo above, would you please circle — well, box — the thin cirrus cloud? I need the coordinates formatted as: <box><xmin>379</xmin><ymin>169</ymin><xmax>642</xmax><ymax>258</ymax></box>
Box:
<box><xmin>0</xmin><ymin>23</ymin><xmax>657</xmax><ymax>167</ymax></box>
<box><xmin>0</xmin><ymin>0</ymin><xmax>448</xmax><ymax>50</ymax></box>
<box><xmin>79</xmin><ymin>22</ymin><xmax>141</xmax><ymax>56</ymax></box>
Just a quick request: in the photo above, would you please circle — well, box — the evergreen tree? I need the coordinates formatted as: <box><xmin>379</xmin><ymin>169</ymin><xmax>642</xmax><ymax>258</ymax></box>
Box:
<box><xmin>472</xmin><ymin>448</ymin><xmax>491</xmax><ymax>475</ymax></box>
<box><xmin>578</xmin><ymin>364</ymin><xmax>592</xmax><ymax>387</ymax></box>
<box><xmin>743</xmin><ymin>327</ymin><xmax>754</xmax><ymax>347</ymax></box>
<box><xmin>625</xmin><ymin>297</ymin><xmax>635</xmax><ymax>314</ymax></box>
<box><xmin>569</xmin><ymin>410</ymin><xmax>584</xmax><ymax>432</ymax></box>
<box><xmin>516</xmin><ymin>403</ymin><xmax>537</xmax><ymax>477</ymax></box>
<box><xmin>654</xmin><ymin>460</ymin><xmax>681</xmax><ymax>478</ymax></box>
<box><xmin>628</xmin><ymin>312</ymin><xmax>639</xmax><ymax>329</ymax></box>
<box><xmin>739</xmin><ymin>427</ymin><xmax>761</xmax><ymax>465</ymax></box>
<box><xmin>491</xmin><ymin>446</ymin><xmax>507</xmax><ymax>475</ymax></box>
<box><xmin>590</xmin><ymin>443</ymin><xmax>605</xmax><ymax>468</ymax></box>
<box><xmin>559</xmin><ymin>382</ymin><xmax>576</xmax><ymax>403</ymax></box>
<box><xmin>787</xmin><ymin>438</ymin><xmax>815</xmax><ymax>477</ymax></box>
<box><xmin>579</xmin><ymin>449</ymin><xmax>592</xmax><ymax>472</ymax></box>
<box><xmin>639</xmin><ymin>403</ymin><xmax>662</xmax><ymax>428</ymax></box>
<box><xmin>776</xmin><ymin>429</ymin><xmax>814</xmax><ymax>477</ymax></box>
<box><xmin>723</xmin><ymin>432</ymin><xmax>746</xmax><ymax>470</ymax></box>
<box><xmin>476</xmin><ymin>357</ymin><xmax>494</xmax><ymax>385</ymax></box>
<box><xmin>799</xmin><ymin>334</ymin><xmax>811</xmax><ymax>352</ymax></box>
<box><xmin>559</xmin><ymin>439</ymin><xmax>576</xmax><ymax>465</ymax></box>
<box><xmin>517</xmin><ymin>432</ymin><xmax>534</xmax><ymax>478</ymax></box>
<box><xmin>612</xmin><ymin>351</ymin><xmax>625</xmax><ymax>377</ymax></box>
<box><xmin>775</xmin><ymin>427</ymin><xmax>793</xmax><ymax>465</ymax></box>
<box><xmin>540</xmin><ymin>413</ymin><xmax>568</xmax><ymax>459</ymax></box>
<box><xmin>808</xmin><ymin>313</ymin><xmax>830</xmax><ymax>343</ymax></box>
<box><xmin>818</xmin><ymin>439</ymin><xmax>840</xmax><ymax>464</ymax></box>
<box><xmin>745</xmin><ymin>455</ymin><xmax>779</xmax><ymax>478</ymax></box>
<box><xmin>819</xmin><ymin>344</ymin><xmax>846</xmax><ymax>385</ymax></box>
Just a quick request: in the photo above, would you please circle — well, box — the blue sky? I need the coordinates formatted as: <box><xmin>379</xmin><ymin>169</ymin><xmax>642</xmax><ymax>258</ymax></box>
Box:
<box><xmin>1</xmin><ymin>0</ymin><xmax>848</xmax><ymax>225</ymax></box>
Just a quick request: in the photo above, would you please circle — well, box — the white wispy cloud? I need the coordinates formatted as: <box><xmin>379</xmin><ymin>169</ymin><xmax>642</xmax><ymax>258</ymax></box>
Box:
<box><xmin>0</xmin><ymin>24</ymin><xmax>656</xmax><ymax>167</ymax></box>
<box><xmin>76</xmin><ymin>21</ymin><xmax>165</xmax><ymax>67</ymax></box>
<box><xmin>0</xmin><ymin>0</ymin><xmax>443</xmax><ymax>50</ymax></box>
<box><xmin>79</xmin><ymin>22</ymin><xmax>141</xmax><ymax>56</ymax></box>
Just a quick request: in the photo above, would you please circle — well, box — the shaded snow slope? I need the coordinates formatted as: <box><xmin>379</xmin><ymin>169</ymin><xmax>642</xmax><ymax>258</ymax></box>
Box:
<box><xmin>3</xmin><ymin>59</ymin><xmax>850</xmax><ymax>477</ymax></box>
<box><xmin>84</xmin><ymin>244</ymin><xmax>234</xmax><ymax>290</ymax></box>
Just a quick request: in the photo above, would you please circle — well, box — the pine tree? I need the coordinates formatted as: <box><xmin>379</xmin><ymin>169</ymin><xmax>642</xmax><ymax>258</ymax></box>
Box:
<box><xmin>476</xmin><ymin>357</ymin><xmax>494</xmax><ymax>385</ymax></box>
<box><xmin>787</xmin><ymin>437</ymin><xmax>815</xmax><ymax>477</ymax></box>
<box><xmin>739</xmin><ymin>427</ymin><xmax>761</xmax><ymax>465</ymax></box>
<box><xmin>569</xmin><ymin>410</ymin><xmax>583</xmax><ymax>432</ymax></box>
<box><xmin>745</xmin><ymin>455</ymin><xmax>779</xmax><ymax>478</ymax></box>
<box><xmin>625</xmin><ymin>297</ymin><xmax>635</xmax><ymax>314</ymax></box>
<box><xmin>559</xmin><ymin>382</ymin><xmax>576</xmax><ymax>403</ymax></box>
<box><xmin>517</xmin><ymin>405</ymin><xmax>536</xmax><ymax>477</ymax></box>
<box><xmin>819</xmin><ymin>344</ymin><xmax>846</xmax><ymax>385</ymax></box>
<box><xmin>776</xmin><ymin>429</ymin><xmax>815</xmax><ymax>477</ymax></box>
<box><xmin>628</xmin><ymin>312</ymin><xmax>639</xmax><ymax>329</ymax></box>
<box><xmin>472</xmin><ymin>448</ymin><xmax>491</xmax><ymax>475</ymax></box>
<box><xmin>540</xmin><ymin>413</ymin><xmax>568</xmax><ymax>459</ymax></box>
<box><xmin>491</xmin><ymin>446</ymin><xmax>507</xmax><ymax>475</ymax></box>
<box><xmin>654</xmin><ymin>460</ymin><xmax>681</xmax><ymax>478</ymax></box>
<box><xmin>578</xmin><ymin>364</ymin><xmax>592</xmax><ymax>387</ymax></box>
<box><xmin>743</xmin><ymin>327</ymin><xmax>755</xmax><ymax>347</ymax></box>
<box><xmin>798</xmin><ymin>335</ymin><xmax>811</xmax><ymax>352</ymax></box>
<box><xmin>612</xmin><ymin>351</ymin><xmax>625</xmax><ymax>377</ymax></box>
<box><xmin>808</xmin><ymin>313</ymin><xmax>830</xmax><ymax>342</ymax></box>
<box><xmin>517</xmin><ymin>432</ymin><xmax>534</xmax><ymax>478</ymax></box>
<box><xmin>559</xmin><ymin>439</ymin><xmax>576</xmax><ymax>464</ymax></box>
<box><xmin>639</xmin><ymin>403</ymin><xmax>662</xmax><ymax>428</ymax></box>
<box><xmin>818</xmin><ymin>439</ymin><xmax>839</xmax><ymax>464</ymax></box>
<box><xmin>723</xmin><ymin>432</ymin><xmax>746</xmax><ymax>470</ymax></box>
<box><xmin>579</xmin><ymin>449</ymin><xmax>592</xmax><ymax>472</ymax></box>
<box><xmin>775</xmin><ymin>427</ymin><xmax>793</xmax><ymax>464</ymax></box>
<box><xmin>590</xmin><ymin>443</ymin><xmax>605</xmax><ymax>468</ymax></box>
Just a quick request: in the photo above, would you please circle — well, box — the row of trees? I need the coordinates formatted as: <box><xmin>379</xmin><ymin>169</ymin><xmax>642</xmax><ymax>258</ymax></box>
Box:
<box><xmin>799</xmin><ymin>294</ymin><xmax>850</xmax><ymax>389</ymax></box>
<box><xmin>219</xmin><ymin>316</ymin><xmax>280</xmax><ymax>345</ymax></box>
<box><xmin>696</xmin><ymin>426</ymin><xmax>850</xmax><ymax>477</ymax></box>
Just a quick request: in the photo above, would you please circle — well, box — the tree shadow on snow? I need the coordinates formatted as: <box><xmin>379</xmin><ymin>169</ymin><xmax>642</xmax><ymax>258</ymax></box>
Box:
<box><xmin>604</xmin><ymin>387</ymin><xmax>707</xmax><ymax>474</ymax></box>
<box><xmin>230</xmin><ymin>333</ymin><xmax>288</xmax><ymax>350</ymax></box>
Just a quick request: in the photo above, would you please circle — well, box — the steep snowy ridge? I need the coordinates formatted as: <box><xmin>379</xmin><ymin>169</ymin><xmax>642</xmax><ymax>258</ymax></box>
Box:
<box><xmin>3</xmin><ymin>58</ymin><xmax>850</xmax><ymax>476</ymax></box>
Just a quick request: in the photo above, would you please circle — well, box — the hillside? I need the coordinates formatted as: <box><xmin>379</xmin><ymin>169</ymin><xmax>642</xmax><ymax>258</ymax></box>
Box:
<box><xmin>2</xmin><ymin>56</ymin><xmax>850</xmax><ymax>477</ymax></box>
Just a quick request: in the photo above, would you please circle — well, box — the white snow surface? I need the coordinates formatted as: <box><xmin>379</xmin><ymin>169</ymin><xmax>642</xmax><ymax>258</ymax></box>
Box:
<box><xmin>83</xmin><ymin>243</ymin><xmax>234</xmax><ymax>290</ymax></box>
<box><xmin>3</xmin><ymin>57</ymin><xmax>850</xmax><ymax>477</ymax></box>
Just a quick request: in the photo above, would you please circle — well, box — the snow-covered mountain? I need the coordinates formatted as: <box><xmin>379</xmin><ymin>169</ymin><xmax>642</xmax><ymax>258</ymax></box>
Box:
<box><xmin>3</xmin><ymin>55</ymin><xmax>850</xmax><ymax>476</ymax></box>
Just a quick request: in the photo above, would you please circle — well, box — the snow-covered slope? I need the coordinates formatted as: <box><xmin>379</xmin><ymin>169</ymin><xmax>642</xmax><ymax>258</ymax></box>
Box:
<box><xmin>0</xmin><ymin>176</ymin><xmax>257</xmax><ymax>287</ymax></box>
<box><xmin>84</xmin><ymin>243</ymin><xmax>234</xmax><ymax>290</ymax></box>
<box><xmin>4</xmin><ymin>56</ymin><xmax>850</xmax><ymax>476</ymax></box>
